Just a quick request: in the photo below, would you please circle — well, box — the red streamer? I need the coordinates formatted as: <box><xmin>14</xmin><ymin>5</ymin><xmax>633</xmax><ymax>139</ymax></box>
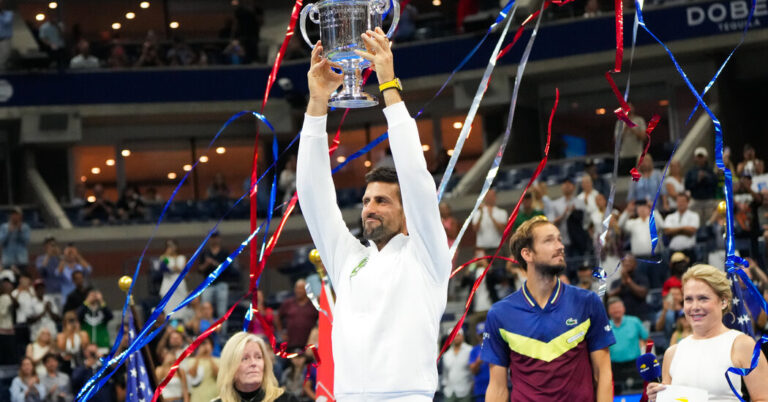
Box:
<box><xmin>604</xmin><ymin>0</ymin><xmax>636</xmax><ymax>127</ymax></box>
<box><xmin>629</xmin><ymin>114</ymin><xmax>661</xmax><ymax>181</ymax></box>
<box><xmin>450</xmin><ymin>255</ymin><xmax>518</xmax><ymax>279</ymax></box>
<box><xmin>438</xmin><ymin>89</ymin><xmax>559</xmax><ymax>361</ymax></box>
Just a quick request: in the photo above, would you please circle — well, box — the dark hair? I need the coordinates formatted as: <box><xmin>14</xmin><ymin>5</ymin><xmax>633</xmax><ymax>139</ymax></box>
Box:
<box><xmin>42</xmin><ymin>353</ymin><xmax>58</xmax><ymax>364</ymax></box>
<box><xmin>365</xmin><ymin>167</ymin><xmax>399</xmax><ymax>185</ymax></box>
<box><xmin>364</xmin><ymin>167</ymin><xmax>401</xmax><ymax>202</ymax></box>
<box><xmin>508</xmin><ymin>215</ymin><xmax>551</xmax><ymax>269</ymax></box>
<box><xmin>523</xmin><ymin>193</ymin><xmax>533</xmax><ymax>200</ymax></box>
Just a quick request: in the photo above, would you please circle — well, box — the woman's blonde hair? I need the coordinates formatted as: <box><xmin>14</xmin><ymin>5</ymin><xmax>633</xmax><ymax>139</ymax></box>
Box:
<box><xmin>216</xmin><ymin>332</ymin><xmax>284</xmax><ymax>402</ymax></box>
<box><xmin>682</xmin><ymin>264</ymin><xmax>733</xmax><ymax>313</ymax></box>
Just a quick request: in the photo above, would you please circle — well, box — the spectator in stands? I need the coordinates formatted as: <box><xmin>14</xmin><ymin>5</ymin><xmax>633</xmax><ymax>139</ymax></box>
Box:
<box><xmin>608</xmin><ymin>255</ymin><xmax>650</xmax><ymax>320</ymax></box>
<box><xmin>57</xmin><ymin>310</ymin><xmax>89</xmax><ymax>373</ymax></box>
<box><xmin>512</xmin><ymin>193</ymin><xmax>544</xmax><ymax>232</ymax></box>
<box><xmin>232</xmin><ymin>0</ymin><xmax>263</xmax><ymax>63</ymax></box>
<box><xmin>188</xmin><ymin>301</ymin><xmax>223</xmax><ymax>357</ymax></box>
<box><xmin>589</xmin><ymin>193</ymin><xmax>611</xmax><ymax>235</ymax></box>
<box><xmin>734</xmin><ymin>173</ymin><xmax>763</xmax><ymax>259</ymax></box>
<box><xmin>395</xmin><ymin>2</ymin><xmax>418</xmax><ymax>42</ymax></box>
<box><xmin>248</xmin><ymin>290</ymin><xmax>275</xmax><ymax>338</ymax></box>
<box><xmin>276</xmin><ymin>279</ymin><xmax>318</xmax><ymax>351</ymax></box>
<box><xmin>10</xmin><ymin>357</ymin><xmax>46</xmax><ymax>402</ymax></box>
<box><xmin>77</xmin><ymin>290</ymin><xmax>113</xmax><ymax>353</ymax></box>
<box><xmin>69</xmin><ymin>39</ymin><xmax>100</xmax><ymax>69</ymax></box>
<box><xmin>627</xmin><ymin>155</ymin><xmax>663</xmax><ymax>203</ymax></box>
<box><xmin>653</xmin><ymin>285</ymin><xmax>683</xmax><ymax>350</ymax></box>
<box><xmin>0</xmin><ymin>277</ymin><xmax>16</xmax><ymax>364</ymax></box>
<box><xmin>28</xmin><ymin>279</ymin><xmax>60</xmax><ymax>338</ymax></box>
<box><xmin>469</xmin><ymin>322</ymin><xmax>489</xmax><ymax>402</ymax></box>
<box><xmin>62</xmin><ymin>270</ymin><xmax>90</xmax><ymax>314</ymax></box>
<box><xmin>167</xmin><ymin>36</ymin><xmax>195</xmax><ymax>66</ymax></box>
<box><xmin>685</xmin><ymin>147</ymin><xmax>717</xmax><ymax>215</ymax></box>
<box><xmin>36</xmin><ymin>236</ymin><xmax>66</xmax><ymax>306</ymax></box>
<box><xmin>0</xmin><ymin>0</ymin><xmax>12</xmax><ymax>70</ymax></box>
<box><xmin>207</xmin><ymin>173</ymin><xmax>231</xmax><ymax>217</ymax></box>
<box><xmin>440</xmin><ymin>202</ymin><xmax>460</xmax><ymax>249</ymax></box>
<box><xmin>583</xmin><ymin>0</ymin><xmax>602</xmax><ymax>17</ymax></box>
<box><xmin>547</xmin><ymin>177</ymin><xmax>589</xmax><ymax>275</ymax></box>
<box><xmin>106</xmin><ymin>40</ymin><xmax>129</xmax><ymax>68</ymax></box>
<box><xmin>188</xmin><ymin>337</ymin><xmax>219</xmax><ymax>402</ymax></box>
<box><xmin>576</xmin><ymin>263</ymin><xmax>600</xmax><ymax>293</ymax></box>
<box><xmin>607</xmin><ymin>297</ymin><xmax>648</xmax><ymax>394</ymax></box>
<box><xmin>663</xmin><ymin>193</ymin><xmax>700</xmax><ymax>262</ymax></box>
<box><xmin>158</xmin><ymin>239</ymin><xmax>191</xmax><ymax>321</ymax></box>
<box><xmin>27</xmin><ymin>327</ymin><xmax>53</xmax><ymax>378</ymax></box>
<box><xmin>116</xmin><ymin>185</ymin><xmax>146</xmax><ymax>221</ymax></box>
<box><xmin>662</xmin><ymin>252</ymin><xmax>688</xmax><ymax>296</ymax></box>
<box><xmin>13</xmin><ymin>275</ymin><xmax>36</xmax><ymax>350</ymax></box>
<box><xmin>584</xmin><ymin>159</ymin><xmax>610</xmax><ymax>196</ymax></box>
<box><xmin>668</xmin><ymin>309</ymin><xmax>691</xmax><ymax>347</ymax></box>
<box><xmin>278</xmin><ymin>154</ymin><xmax>298</xmax><ymax>205</ymax></box>
<box><xmin>1</xmin><ymin>207</ymin><xmax>31</xmax><ymax>275</ymax></box>
<box><xmin>38</xmin><ymin>12</ymin><xmax>67</xmax><ymax>70</ymax></box>
<box><xmin>144</xmin><ymin>186</ymin><xmax>163</xmax><ymax>204</ymax></box>
<box><xmin>134</xmin><ymin>40</ymin><xmax>164</xmax><ymax>67</ymax></box>
<box><xmin>222</xmin><ymin>39</ymin><xmax>245</xmax><ymax>65</ymax></box>
<box><xmin>619</xmin><ymin>200</ymin><xmax>664</xmax><ymax>287</ymax></box>
<box><xmin>577</xmin><ymin>174</ymin><xmax>599</xmax><ymax>214</ymax></box>
<box><xmin>441</xmin><ymin>329</ymin><xmax>473</xmax><ymax>402</ymax></box>
<box><xmin>617</xmin><ymin>103</ymin><xmax>647</xmax><ymax>174</ymax></box>
<box><xmin>737</xmin><ymin>144</ymin><xmax>764</xmax><ymax>177</ymax></box>
<box><xmin>472</xmin><ymin>189</ymin><xmax>507</xmax><ymax>256</ymax></box>
<box><xmin>662</xmin><ymin>160</ymin><xmax>685</xmax><ymax>212</ymax></box>
<box><xmin>531</xmin><ymin>181</ymin><xmax>550</xmax><ymax>213</ymax></box>
<box><xmin>40</xmin><ymin>353</ymin><xmax>72</xmax><ymax>402</ymax></box>
<box><xmin>58</xmin><ymin>246</ymin><xmax>92</xmax><ymax>301</ymax></box>
<box><xmin>157</xmin><ymin>352</ymin><xmax>191</xmax><ymax>402</ymax></box>
<box><xmin>72</xmin><ymin>344</ymin><xmax>117</xmax><ymax>402</ymax></box>
<box><xmin>82</xmin><ymin>184</ymin><xmax>115</xmax><ymax>224</ymax></box>
<box><xmin>197</xmin><ymin>231</ymin><xmax>237</xmax><ymax>323</ymax></box>
<box><xmin>281</xmin><ymin>349</ymin><xmax>313</xmax><ymax>402</ymax></box>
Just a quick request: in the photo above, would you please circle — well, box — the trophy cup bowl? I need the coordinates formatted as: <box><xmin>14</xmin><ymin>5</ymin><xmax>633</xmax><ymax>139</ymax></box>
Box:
<box><xmin>301</xmin><ymin>0</ymin><xmax>400</xmax><ymax>108</ymax></box>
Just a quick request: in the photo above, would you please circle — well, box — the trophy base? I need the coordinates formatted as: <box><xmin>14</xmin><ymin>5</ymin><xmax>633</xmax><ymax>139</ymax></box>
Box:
<box><xmin>328</xmin><ymin>92</ymin><xmax>378</xmax><ymax>108</ymax></box>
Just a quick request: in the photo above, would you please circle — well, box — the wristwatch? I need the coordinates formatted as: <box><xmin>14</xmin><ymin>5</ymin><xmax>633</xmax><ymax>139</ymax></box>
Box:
<box><xmin>379</xmin><ymin>78</ymin><xmax>402</xmax><ymax>93</ymax></box>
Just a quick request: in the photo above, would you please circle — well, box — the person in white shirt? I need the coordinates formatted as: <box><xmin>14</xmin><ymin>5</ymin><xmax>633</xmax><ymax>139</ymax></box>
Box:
<box><xmin>547</xmin><ymin>177</ymin><xmax>588</xmax><ymax>278</ymax></box>
<box><xmin>577</xmin><ymin>173</ymin><xmax>599</xmax><ymax>215</ymax></box>
<box><xmin>296</xmin><ymin>28</ymin><xmax>450</xmax><ymax>401</ymax></box>
<box><xmin>471</xmin><ymin>189</ymin><xmax>508</xmax><ymax>253</ymax></box>
<box><xmin>619</xmin><ymin>200</ymin><xmax>665</xmax><ymax>288</ymax></box>
<box><xmin>663</xmin><ymin>193</ymin><xmax>700</xmax><ymax>261</ymax></box>
<box><xmin>69</xmin><ymin>39</ymin><xmax>101</xmax><ymax>70</ymax></box>
<box><xmin>441</xmin><ymin>330</ymin><xmax>473</xmax><ymax>402</ymax></box>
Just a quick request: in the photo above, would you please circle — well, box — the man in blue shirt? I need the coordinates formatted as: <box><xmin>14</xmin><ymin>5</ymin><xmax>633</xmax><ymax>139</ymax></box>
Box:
<box><xmin>469</xmin><ymin>322</ymin><xmax>490</xmax><ymax>402</ymax></box>
<box><xmin>607</xmin><ymin>297</ymin><xmax>648</xmax><ymax>394</ymax></box>
<box><xmin>482</xmin><ymin>216</ymin><xmax>615</xmax><ymax>401</ymax></box>
<box><xmin>0</xmin><ymin>207</ymin><xmax>30</xmax><ymax>275</ymax></box>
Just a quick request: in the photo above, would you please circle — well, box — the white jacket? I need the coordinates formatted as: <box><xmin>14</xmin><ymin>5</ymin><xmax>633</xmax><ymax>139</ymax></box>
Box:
<box><xmin>297</xmin><ymin>102</ymin><xmax>450</xmax><ymax>401</ymax></box>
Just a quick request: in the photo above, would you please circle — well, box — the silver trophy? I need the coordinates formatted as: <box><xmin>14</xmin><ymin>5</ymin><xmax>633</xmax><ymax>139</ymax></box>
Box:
<box><xmin>300</xmin><ymin>0</ymin><xmax>400</xmax><ymax>108</ymax></box>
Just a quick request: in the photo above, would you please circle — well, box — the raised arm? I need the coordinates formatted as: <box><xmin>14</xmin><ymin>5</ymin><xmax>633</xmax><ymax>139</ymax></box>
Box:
<box><xmin>297</xmin><ymin>42</ymin><xmax>365</xmax><ymax>285</ymax></box>
<box><xmin>356</xmin><ymin>28</ymin><xmax>450</xmax><ymax>283</ymax></box>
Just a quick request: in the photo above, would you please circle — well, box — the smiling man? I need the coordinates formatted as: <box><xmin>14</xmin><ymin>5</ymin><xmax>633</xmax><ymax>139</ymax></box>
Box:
<box><xmin>483</xmin><ymin>216</ymin><xmax>615</xmax><ymax>402</ymax></box>
<box><xmin>296</xmin><ymin>28</ymin><xmax>450</xmax><ymax>401</ymax></box>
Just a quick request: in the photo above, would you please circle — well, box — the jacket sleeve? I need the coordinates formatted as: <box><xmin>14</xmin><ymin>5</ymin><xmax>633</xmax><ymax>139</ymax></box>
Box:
<box><xmin>296</xmin><ymin>114</ymin><xmax>365</xmax><ymax>286</ymax></box>
<box><xmin>384</xmin><ymin>102</ymin><xmax>451</xmax><ymax>284</ymax></box>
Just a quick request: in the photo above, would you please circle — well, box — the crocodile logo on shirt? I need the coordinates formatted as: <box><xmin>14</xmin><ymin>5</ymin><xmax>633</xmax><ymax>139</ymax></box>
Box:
<box><xmin>350</xmin><ymin>257</ymin><xmax>369</xmax><ymax>278</ymax></box>
<box><xmin>566</xmin><ymin>318</ymin><xmax>578</xmax><ymax>326</ymax></box>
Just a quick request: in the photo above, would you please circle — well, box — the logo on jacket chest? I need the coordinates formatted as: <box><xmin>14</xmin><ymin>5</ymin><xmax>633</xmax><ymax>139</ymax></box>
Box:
<box><xmin>350</xmin><ymin>257</ymin><xmax>369</xmax><ymax>278</ymax></box>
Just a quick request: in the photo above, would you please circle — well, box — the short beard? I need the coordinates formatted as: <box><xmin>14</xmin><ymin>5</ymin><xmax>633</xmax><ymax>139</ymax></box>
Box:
<box><xmin>363</xmin><ymin>221</ymin><xmax>397</xmax><ymax>245</ymax></box>
<box><xmin>534</xmin><ymin>263</ymin><xmax>566</xmax><ymax>277</ymax></box>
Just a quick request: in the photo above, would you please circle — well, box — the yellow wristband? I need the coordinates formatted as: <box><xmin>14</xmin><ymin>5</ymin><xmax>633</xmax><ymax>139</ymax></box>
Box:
<box><xmin>379</xmin><ymin>78</ymin><xmax>402</xmax><ymax>93</ymax></box>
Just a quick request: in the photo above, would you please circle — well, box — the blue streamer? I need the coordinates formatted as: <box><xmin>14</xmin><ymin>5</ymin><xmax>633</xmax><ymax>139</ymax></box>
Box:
<box><xmin>332</xmin><ymin>133</ymin><xmax>389</xmax><ymax>173</ymax></box>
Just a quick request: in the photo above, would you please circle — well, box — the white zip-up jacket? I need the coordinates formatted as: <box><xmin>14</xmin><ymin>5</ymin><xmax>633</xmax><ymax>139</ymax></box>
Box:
<box><xmin>296</xmin><ymin>102</ymin><xmax>450</xmax><ymax>401</ymax></box>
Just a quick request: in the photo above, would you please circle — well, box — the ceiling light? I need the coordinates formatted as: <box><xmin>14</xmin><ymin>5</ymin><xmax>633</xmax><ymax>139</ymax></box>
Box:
<box><xmin>105</xmin><ymin>159</ymin><xmax>115</xmax><ymax>166</ymax></box>
<box><xmin>91</xmin><ymin>167</ymin><xmax>101</xmax><ymax>174</ymax></box>
<box><xmin>80</xmin><ymin>176</ymin><xmax>87</xmax><ymax>182</ymax></box>
<box><xmin>453</xmin><ymin>121</ymin><xmax>462</xmax><ymax>129</ymax></box>
<box><xmin>199</xmin><ymin>156</ymin><xmax>209</xmax><ymax>163</ymax></box>
<box><xmin>183</xmin><ymin>164</ymin><xmax>192</xmax><ymax>172</ymax></box>
<box><xmin>48</xmin><ymin>2</ymin><xmax>58</xmax><ymax>9</ymax></box>
<box><xmin>364</xmin><ymin>160</ymin><xmax>371</xmax><ymax>167</ymax></box>
<box><xmin>432</xmin><ymin>0</ymin><xmax>441</xmax><ymax>5</ymax></box>
<box><xmin>121</xmin><ymin>149</ymin><xmax>131</xmax><ymax>157</ymax></box>
<box><xmin>35</xmin><ymin>14</ymin><xmax>45</xmax><ymax>21</ymax></box>
<box><xmin>112</xmin><ymin>22</ymin><xmax>122</xmax><ymax>30</ymax></box>
<box><xmin>336</xmin><ymin>156</ymin><xmax>346</xmax><ymax>163</ymax></box>
<box><xmin>595</xmin><ymin>108</ymin><xmax>606</xmax><ymax>115</ymax></box>
<box><xmin>140</xmin><ymin>1</ymin><xmax>150</xmax><ymax>9</ymax></box>
<box><xmin>447</xmin><ymin>149</ymin><xmax>454</xmax><ymax>156</ymax></box>
<box><xmin>87</xmin><ymin>196</ymin><xmax>96</xmax><ymax>203</ymax></box>
<box><xmin>216</xmin><ymin>147</ymin><xmax>226</xmax><ymax>154</ymax></box>
<box><xmin>167</xmin><ymin>172</ymin><xmax>177</xmax><ymax>180</ymax></box>
<box><xmin>659</xmin><ymin>99</ymin><xmax>670</xmax><ymax>106</ymax></box>
<box><xmin>169</xmin><ymin>21</ymin><xmax>180</xmax><ymax>29</ymax></box>
<box><xmin>422</xmin><ymin>144</ymin><xmax>431</xmax><ymax>152</ymax></box>
<box><xmin>126</xmin><ymin>12</ymin><xmax>136</xmax><ymax>20</ymax></box>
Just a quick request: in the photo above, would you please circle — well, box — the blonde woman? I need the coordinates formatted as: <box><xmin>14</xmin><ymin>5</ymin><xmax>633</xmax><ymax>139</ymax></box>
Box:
<box><xmin>647</xmin><ymin>265</ymin><xmax>768</xmax><ymax>401</ymax></box>
<box><xmin>214</xmin><ymin>332</ymin><xmax>297</xmax><ymax>402</ymax></box>
<box><xmin>26</xmin><ymin>327</ymin><xmax>54</xmax><ymax>378</ymax></box>
<box><xmin>159</xmin><ymin>239</ymin><xmax>190</xmax><ymax>320</ymax></box>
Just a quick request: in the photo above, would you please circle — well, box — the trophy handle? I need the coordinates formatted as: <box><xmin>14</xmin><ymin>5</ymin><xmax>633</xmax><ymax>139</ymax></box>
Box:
<box><xmin>373</xmin><ymin>0</ymin><xmax>400</xmax><ymax>39</ymax></box>
<box><xmin>300</xmin><ymin>3</ymin><xmax>320</xmax><ymax>49</ymax></box>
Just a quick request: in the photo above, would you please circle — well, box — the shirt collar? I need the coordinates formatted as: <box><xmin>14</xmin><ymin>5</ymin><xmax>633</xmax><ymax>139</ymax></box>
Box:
<box><xmin>521</xmin><ymin>278</ymin><xmax>563</xmax><ymax>309</ymax></box>
<box><xmin>366</xmin><ymin>233</ymin><xmax>408</xmax><ymax>254</ymax></box>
